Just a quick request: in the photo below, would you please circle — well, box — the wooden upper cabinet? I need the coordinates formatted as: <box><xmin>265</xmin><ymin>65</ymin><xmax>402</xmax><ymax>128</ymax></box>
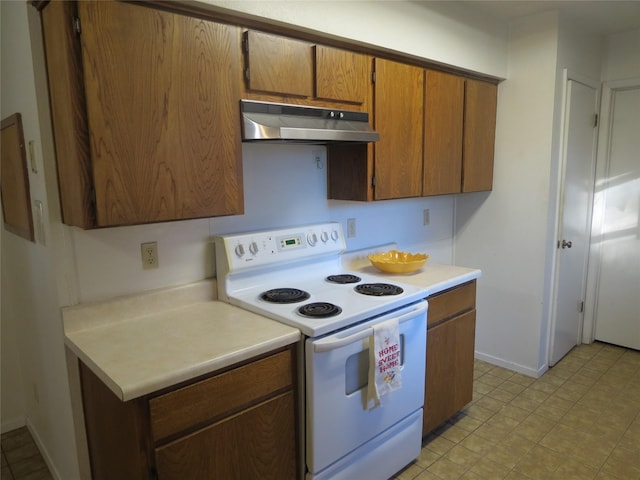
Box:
<box><xmin>41</xmin><ymin>0</ymin><xmax>93</xmax><ymax>227</ymax></box>
<box><xmin>463</xmin><ymin>79</ymin><xmax>497</xmax><ymax>192</ymax></box>
<box><xmin>315</xmin><ymin>45</ymin><xmax>369</xmax><ymax>104</ymax></box>
<box><xmin>42</xmin><ymin>0</ymin><xmax>244</xmax><ymax>228</ymax></box>
<box><xmin>423</xmin><ymin>70</ymin><xmax>464</xmax><ymax>196</ymax></box>
<box><xmin>373</xmin><ymin>58</ymin><xmax>424</xmax><ymax>200</ymax></box>
<box><xmin>243</xmin><ymin>32</ymin><xmax>372</xmax><ymax>109</ymax></box>
<box><xmin>244</xmin><ymin>30</ymin><xmax>313</xmax><ymax>97</ymax></box>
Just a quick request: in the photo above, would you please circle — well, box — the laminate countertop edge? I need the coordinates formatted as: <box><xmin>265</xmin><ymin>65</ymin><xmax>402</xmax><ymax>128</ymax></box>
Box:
<box><xmin>63</xmin><ymin>264</ymin><xmax>480</xmax><ymax>402</ymax></box>
<box><xmin>62</xmin><ymin>279</ymin><xmax>301</xmax><ymax>401</ymax></box>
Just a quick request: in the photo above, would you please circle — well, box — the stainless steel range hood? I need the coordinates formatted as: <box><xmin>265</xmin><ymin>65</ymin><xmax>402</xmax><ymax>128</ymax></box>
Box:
<box><xmin>241</xmin><ymin>100</ymin><xmax>379</xmax><ymax>144</ymax></box>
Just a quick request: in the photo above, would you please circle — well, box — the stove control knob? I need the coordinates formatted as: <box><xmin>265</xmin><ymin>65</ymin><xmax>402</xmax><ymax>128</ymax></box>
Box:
<box><xmin>321</xmin><ymin>231</ymin><xmax>329</xmax><ymax>243</ymax></box>
<box><xmin>331</xmin><ymin>230</ymin><xmax>339</xmax><ymax>242</ymax></box>
<box><xmin>307</xmin><ymin>232</ymin><xmax>318</xmax><ymax>246</ymax></box>
<box><xmin>234</xmin><ymin>244</ymin><xmax>245</xmax><ymax>258</ymax></box>
<box><xmin>249</xmin><ymin>241</ymin><xmax>259</xmax><ymax>255</ymax></box>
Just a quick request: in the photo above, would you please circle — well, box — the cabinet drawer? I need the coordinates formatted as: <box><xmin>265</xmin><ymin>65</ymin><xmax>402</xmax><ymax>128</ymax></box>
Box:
<box><xmin>149</xmin><ymin>348</ymin><xmax>293</xmax><ymax>442</ymax></box>
<box><xmin>427</xmin><ymin>281</ymin><xmax>476</xmax><ymax>327</ymax></box>
<box><xmin>155</xmin><ymin>392</ymin><xmax>297</xmax><ymax>480</ymax></box>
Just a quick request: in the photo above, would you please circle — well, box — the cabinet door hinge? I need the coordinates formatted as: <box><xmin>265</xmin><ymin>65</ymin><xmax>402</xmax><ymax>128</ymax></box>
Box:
<box><xmin>371</xmin><ymin>175</ymin><xmax>376</xmax><ymax>188</ymax></box>
<box><xmin>593</xmin><ymin>114</ymin><xmax>598</xmax><ymax>127</ymax></box>
<box><xmin>72</xmin><ymin>16</ymin><xmax>81</xmax><ymax>35</ymax></box>
<box><xmin>244</xmin><ymin>67</ymin><xmax>250</xmax><ymax>83</ymax></box>
<box><xmin>90</xmin><ymin>187</ymin><xmax>96</xmax><ymax>207</ymax></box>
<box><xmin>578</xmin><ymin>300</ymin><xmax>584</xmax><ymax>313</ymax></box>
<box><xmin>371</xmin><ymin>71</ymin><xmax>376</xmax><ymax>84</ymax></box>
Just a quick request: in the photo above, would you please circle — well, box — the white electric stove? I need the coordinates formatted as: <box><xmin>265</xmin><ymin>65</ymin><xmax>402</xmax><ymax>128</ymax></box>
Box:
<box><xmin>214</xmin><ymin>222</ymin><xmax>427</xmax><ymax>337</ymax></box>
<box><xmin>214</xmin><ymin>222</ymin><xmax>428</xmax><ymax>480</ymax></box>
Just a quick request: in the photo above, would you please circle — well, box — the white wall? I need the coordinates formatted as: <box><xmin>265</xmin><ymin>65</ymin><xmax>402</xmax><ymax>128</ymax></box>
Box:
<box><xmin>0</xmin><ymin>2</ymin><xmax>79</xmax><ymax>479</ymax></box>
<box><xmin>601</xmin><ymin>28</ymin><xmax>640</xmax><ymax>81</ymax></box>
<box><xmin>455</xmin><ymin>11</ymin><xmax>605</xmax><ymax>376</ymax></box>
<box><xmin>203</xmin><ymin>0</ymin><xmax>508</xmax><ymax>78</ymax></box>
<box><xmin>455</xmin><ymin>12</ymin><xmax>561</xmax><ymax>377</ymax></box>
<box><xmin>1</xmin><ymin>2</ymin><xmax>510</xmax><ymax>478</ymax></box>
<box><xmin>68</xmin><ymin>0</ymin><xmax>510</xmax><ymax>304</ymax></box>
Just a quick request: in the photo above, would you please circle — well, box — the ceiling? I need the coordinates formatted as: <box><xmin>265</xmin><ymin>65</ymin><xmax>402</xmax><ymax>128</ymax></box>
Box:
<box><xmin>454</xmin><ymin>1</ymin><xmax>640</xmax><ymax>35</ymax></box>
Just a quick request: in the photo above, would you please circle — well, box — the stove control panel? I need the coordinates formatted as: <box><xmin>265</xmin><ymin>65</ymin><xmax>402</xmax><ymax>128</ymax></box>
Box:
<box><xmin>215</xmin><ymin>222</ymin><xmax>346</xmax><ymax>272</ymax></box>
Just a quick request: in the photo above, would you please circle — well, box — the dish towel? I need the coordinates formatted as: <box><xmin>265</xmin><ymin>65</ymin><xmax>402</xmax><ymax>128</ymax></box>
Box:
<box><xmin>367</xmin><ymin>318</ymin><xmax>402</xmax><ymax>409</ymax></box>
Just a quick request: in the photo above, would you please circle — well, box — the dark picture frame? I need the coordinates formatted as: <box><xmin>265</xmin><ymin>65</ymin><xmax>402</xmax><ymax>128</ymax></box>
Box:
<box><xmin>1</xmin><ymin>112</ymin><xmax>35</xmax><ymax>242</ymax></box>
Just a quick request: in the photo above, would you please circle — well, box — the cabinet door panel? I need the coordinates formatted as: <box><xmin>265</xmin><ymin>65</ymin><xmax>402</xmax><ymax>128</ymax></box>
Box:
<box><xmin>79</xmin><ymin>362</ymin><xmax>151</xmax><ymax>480</ymax></box>
<box><xmin>423</xmin><ymin>70</ymin><xmax>464</xmax><ymax>195</ymax></box>
<box><xmin>155</xmin><ymin>392</ymin><xmax>297</xmax><ymax>480</ymax></box>
<box><xmin>423</xmin><ymin>310</ymin><xmax>476</xmax><ymax>435</ymax></box>
<box><xmin>245</xmin><ymin>30</ymin><xmax>313</xmax><ymax>97</ymax></box>
<box><xmin>80</xmin><ymin>1</ymin><xmax>243</xmax><ymax>226</ymax></box>
<box><xmin>41</xmin><ymin>1</ymin><xmax>93</xmax><ymax>227</ymax></box>
<box><xmin>463</xmin><ymin>79</ymin><xmax>497</xmax><ymax>192</ymax></box>
<box><xmin>374</xmin><ymin>59</ymin><xmax>424</xmax><ymax>200</ymax></box>
<box><xmin>316</xmin><ymin>46</ymin><xmax>369</xmax><ymax>104</ymax></box>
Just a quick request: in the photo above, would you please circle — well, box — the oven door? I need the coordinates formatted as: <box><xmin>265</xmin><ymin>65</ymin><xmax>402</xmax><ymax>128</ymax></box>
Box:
<box><xmin>305</xmin><ymin>301</ymin><xmax>427</xmax><ymax>478</ymax></box>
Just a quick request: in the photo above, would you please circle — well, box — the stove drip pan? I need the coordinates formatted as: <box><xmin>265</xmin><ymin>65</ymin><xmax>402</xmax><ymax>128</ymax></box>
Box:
<box><xmin>355</xmin><ymin>283</ymin><xmax>404</xmax><ymax>296</ymax></box>
<box><xmin>261</xmin><ymin>288</ymin><xmax>310</xmax><ymax>304</ymax></box>
<box><xmin>326</xmin><ymin>274</ymin><xmax>362</xmax><ymax>284</ymax></box>
<box><xmin>298</xmin><ymin>302</ymin><xmax>343</xmax><ymax>318</ymax></box>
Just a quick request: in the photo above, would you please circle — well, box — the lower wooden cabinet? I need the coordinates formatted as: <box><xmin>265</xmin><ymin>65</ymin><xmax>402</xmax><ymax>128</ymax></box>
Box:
<box><xmin>155</xmin><ymin>392</ymin><xmax>296</xmax><ymax>479</ymax></box>
<box><xmin>79</xmin><ymin>345</ymin><xmax>298</xmax><ymax>479</ymax></box>
<box><xmin>423</xmin><ymin>281</ymin><xmax>476</xmax><ymax>436</ymax></box>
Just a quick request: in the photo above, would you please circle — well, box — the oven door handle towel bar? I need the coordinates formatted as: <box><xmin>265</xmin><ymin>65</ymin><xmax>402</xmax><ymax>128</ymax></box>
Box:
<box><xmin>313</xmin><ymin>303</ymin><xmax>428</xmax><ymax>353</ymax></box>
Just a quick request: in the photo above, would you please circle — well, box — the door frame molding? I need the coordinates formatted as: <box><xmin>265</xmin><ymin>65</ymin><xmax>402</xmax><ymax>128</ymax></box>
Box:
<box><xmin>547</xmin><ymin>69</ymin><xmax>600</xmax><ymax>366</ymax></box>
<box><xmin>583</xmin><ymin>76</ymin><xmax>640</xmax><ymax>344</ymax></box>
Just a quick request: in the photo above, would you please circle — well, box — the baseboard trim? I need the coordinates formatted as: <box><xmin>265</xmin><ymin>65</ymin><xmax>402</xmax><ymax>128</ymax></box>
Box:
<box><xmin>26</xmin><ymin>418</ymin><xmax>62</xmax><ymax>480</ymax></box>
<box><xmin>475</xmin><ymin>350</ymin><xmax>548</xmax><ymax>378</ymax></box>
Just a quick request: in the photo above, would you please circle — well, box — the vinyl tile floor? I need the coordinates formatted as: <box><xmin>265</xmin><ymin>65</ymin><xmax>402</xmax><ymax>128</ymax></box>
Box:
<box><xmin>2</xmin><ymin>342</ymin><xmax>638</xmax><ymax>480</ymax></box>
<box><xmin>1</xmin><ymin>427</ymin><xmax>53</xmax><ymax>480</ymax></box>
<box><xmin>394</xmin><ymin>341</ymin><xmax>640</xmax><ymax>480</ymax></box>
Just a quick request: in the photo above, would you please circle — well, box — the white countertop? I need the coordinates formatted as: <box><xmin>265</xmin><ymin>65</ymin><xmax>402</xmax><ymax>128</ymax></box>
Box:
<box><xmin>352</xmin><ymin>263</ymin><xmax>481</xmax><ymax>297</ymax></box>
<box><xmin>63</xmin><ymin>260</ymin><xmax>479</xmax><ymax>402</ymax></box>
<box><xmin>342</xmin><ymin>246</ymin><xmax>481</xmax><ymax>297</ymax></box>
<box><xmin>63</xmin><ymin>280</ymin><xmax>300</xmax><ymax>401</ymax></box>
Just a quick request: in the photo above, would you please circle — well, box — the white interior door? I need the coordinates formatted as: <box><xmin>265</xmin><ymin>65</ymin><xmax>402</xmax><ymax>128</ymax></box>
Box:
<box><xmin>549</xmin><ymin>76</ymin><xmax>598</xmax><ymax>366</ymax></box>
<box><xmin>593</xmin><ymin>82</ymin><xmax>640</xmax><ymax>350</ymax></box>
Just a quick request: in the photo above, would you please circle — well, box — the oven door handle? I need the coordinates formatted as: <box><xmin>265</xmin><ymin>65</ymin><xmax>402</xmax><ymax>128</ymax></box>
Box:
<box><xmin>312</xmin><ymin>302</ymin><xmax>427</xmax><ymax>353</ymax></box>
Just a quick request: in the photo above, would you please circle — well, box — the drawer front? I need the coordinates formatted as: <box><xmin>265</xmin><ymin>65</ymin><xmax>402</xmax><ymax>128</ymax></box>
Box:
<box><xmin>155</xmin><ymin>392</ymin><xmax>297</xmax><ymax>480</ymax></box>
<box><xmin>149</xmin><ymin>348</ymin><xmax>293</xmax><ymax>442</ymax></box>
<box><xmin>427</xmin><ymin>280</ymin><xmax>476</xmax><ymax>327</ymax></box>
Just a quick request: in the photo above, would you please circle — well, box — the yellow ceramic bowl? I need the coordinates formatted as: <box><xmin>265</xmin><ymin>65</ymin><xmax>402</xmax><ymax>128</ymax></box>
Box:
<box><xmin>368</xmin><ymin>250</ymin><xmax>429</xmax><ymax>274</ymax></box>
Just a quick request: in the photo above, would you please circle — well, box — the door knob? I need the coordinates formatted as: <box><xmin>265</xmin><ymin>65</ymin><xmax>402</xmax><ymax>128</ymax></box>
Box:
<box><xmin>561</xmin><ymin>240</ymin><xmax>572</xmax><ymax>249</ymax></box>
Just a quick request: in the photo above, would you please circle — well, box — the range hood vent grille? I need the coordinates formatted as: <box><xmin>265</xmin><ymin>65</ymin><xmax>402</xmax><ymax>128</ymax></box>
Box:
<box><xmin>241</xmin><ymin>100</ymin><xmax>379</xmax><ymax>144</ymax></box>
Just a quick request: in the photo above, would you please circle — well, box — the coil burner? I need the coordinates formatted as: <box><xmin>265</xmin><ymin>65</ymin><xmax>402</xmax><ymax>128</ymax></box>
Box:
<box><xmin>355</xmin><ymin>283</ymin><xmax>404</xmax><ymax>297</ymax></box>
<box><xmin>326</xmin><ymin>274</ymin><xmax>362</xmax><ymax>284</ymax></box>
<box><xmin>298</xmin><ymin>302</ymin><xmax>343</xmax><ymax>318</ymax></box>
<box><xmin>261</xmin><ymin>288</ymin><xmax>310</xmax><ymax>304</ymax></box>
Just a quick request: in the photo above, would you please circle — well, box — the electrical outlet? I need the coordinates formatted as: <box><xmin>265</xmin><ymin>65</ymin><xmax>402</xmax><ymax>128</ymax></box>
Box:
<box><xmin>423</xmin><ymin>208</ymin><xmax>430</xmax><ymax>226</ymax></box>
<box><xmin>347</xmin><ymin>218</ymin><xmax>356</xmax><ymax>238</ymax></box>
<box><xmin>141</xmin><ymin>242</ymin><xmax>158</xmax><ymax>269</ymax></box>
